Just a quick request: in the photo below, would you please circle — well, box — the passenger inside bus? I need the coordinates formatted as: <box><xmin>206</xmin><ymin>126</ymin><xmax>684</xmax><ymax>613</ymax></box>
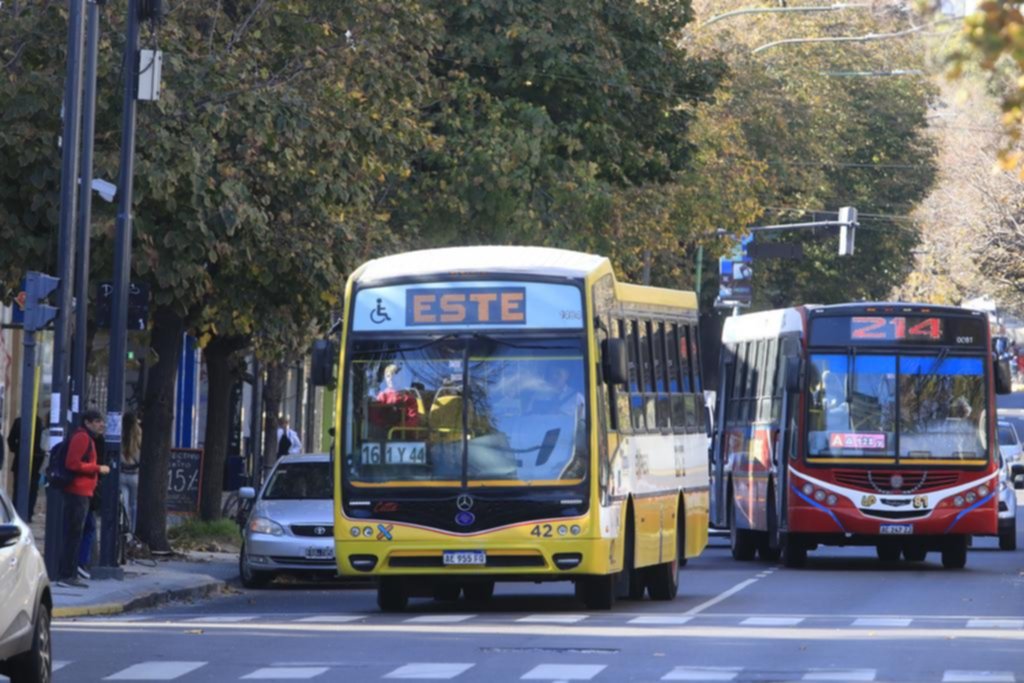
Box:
<box><xmin>821</xmin><ymin>371</ymin><xmax>851</xmax><ymax>431</ymax></box>
<box><xmin>370</xmin><ymin>363</ymin><xmax>424</xmax><ymax>439</ymax></box>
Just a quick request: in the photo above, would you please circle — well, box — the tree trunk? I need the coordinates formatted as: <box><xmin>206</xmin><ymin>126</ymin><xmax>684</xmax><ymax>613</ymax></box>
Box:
<box><xmin>136</xmin><ymin>305</ymin><xmax>186</xmax><ymax>552</ymax></box>
<box><xmin>198</xmin><ymin>335</ymin><xmax>248</xmax><ymax>521</ymax></box>
<box><xmin>262</xmin><ymin>362</ymin><xmax>286</xmax><ymax>477</ymax></box>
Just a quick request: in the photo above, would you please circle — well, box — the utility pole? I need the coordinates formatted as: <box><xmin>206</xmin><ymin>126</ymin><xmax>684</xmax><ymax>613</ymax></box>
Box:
<box><xmin>45</xmin><ymin>0</ymin><xmax>88</xmax><ymax>581</ymax></box>
<box><xmin>71</xmin><ymin>0</ymin><xmax>103</xmax><ymax>423</ymax></box>
<box><xmin>96</xmin><ymin>0</ymin><xmax>143</xmax><ymax>579</ymax></box>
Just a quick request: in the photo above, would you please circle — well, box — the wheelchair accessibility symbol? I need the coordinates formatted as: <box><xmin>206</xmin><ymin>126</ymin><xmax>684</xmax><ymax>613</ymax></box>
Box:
<box><xmin>370</xmin><ymin>298</ymin><xmax>391</xmax><ymax>325</ymax></box>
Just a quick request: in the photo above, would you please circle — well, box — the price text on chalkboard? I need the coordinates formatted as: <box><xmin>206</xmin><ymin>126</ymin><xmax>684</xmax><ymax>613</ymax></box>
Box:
<box><xmin>167</xmin><ymin>448</ymin><xmax>204</xmax><ymax>515</ymax></box>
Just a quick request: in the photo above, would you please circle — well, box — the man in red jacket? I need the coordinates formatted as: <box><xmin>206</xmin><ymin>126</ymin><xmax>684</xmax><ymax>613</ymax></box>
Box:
<box><xmin>58</xmin><ymin>409</ymin><xmax>110</xmax><ymax>587</ymax></box>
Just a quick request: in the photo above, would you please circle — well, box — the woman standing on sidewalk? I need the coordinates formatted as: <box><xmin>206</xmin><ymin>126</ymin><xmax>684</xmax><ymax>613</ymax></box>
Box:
<box><xmin>121</xmin><ymin>412</ymin><xmax>142</xmax><ymax>533</ymax></box>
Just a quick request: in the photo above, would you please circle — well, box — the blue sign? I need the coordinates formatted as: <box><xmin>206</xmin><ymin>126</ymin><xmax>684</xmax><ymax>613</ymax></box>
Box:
<box><xmin>717</xmin><ymin>235</ymin><xmax>753</xmax><ymax>308</ymax></box>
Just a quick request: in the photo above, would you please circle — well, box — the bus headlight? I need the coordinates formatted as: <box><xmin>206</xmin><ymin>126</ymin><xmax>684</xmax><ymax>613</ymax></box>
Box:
<box><xmin>814</xmin><ymin>490</ymin><xmax>826</xmax><ymax>503</ymax></box>
<box><xmin>570</xmin><ymin>525</ymin><xmax>581</xmax><ymax>536</ymax></box>
<box><xmin>802</xmin><ymin>484</ymin><xmax>814</xmax><ymax>496</ymax></box>
<box><xmin>953</xmin><ymin>496</ymin><xmax>965</xmax><ymax>507</ymax></box>
<box><xmin>363</xmin><ymin>527</ymin><xmax>374</xmax><ymax>537</ymax></box>
<box><xmin>965</xmin><ymin>491</ymin><xmax>976</xmax><ymax>504</ymax></box>
<box><xmin>978</xmin><ymin>485</ymin><xmax>990</xmax><ymax>497</ymax></box>
<box><xmin>350</xmin><ymin>527</ymin><xmax>361</xmax><ymax>538</ymax></box>
<box><xmin>558</xmin><ymin>525</ymin><xmax>568</xmax><ymax>536</ymax></box>
<box><xmin>826</xmin><ymin>494</ymin><xmax>838</xmax><ymax>506</ymax></box>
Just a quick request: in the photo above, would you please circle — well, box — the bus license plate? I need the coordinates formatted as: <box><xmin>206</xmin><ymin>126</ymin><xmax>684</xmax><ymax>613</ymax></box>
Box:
<box><xmin>305</xmin><ymin>546</ymin><xmax>335</xmax><ymax>559</ymax></box>
<box><xmin>880</xmin><ymin>524</ymin><xmax>913</xmax><ymax>535</ymax></box>
<box><xmin>443</xmin><ymin>550</ymin><xmax>486</xmax><ymax>566</ymax></box>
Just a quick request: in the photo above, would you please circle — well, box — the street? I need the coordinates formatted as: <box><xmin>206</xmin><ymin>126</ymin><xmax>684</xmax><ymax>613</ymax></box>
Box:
<box><xmin>50</xmin><ymin>531</ymin><xmax>1023</xmax><ymax>682</ymax></box>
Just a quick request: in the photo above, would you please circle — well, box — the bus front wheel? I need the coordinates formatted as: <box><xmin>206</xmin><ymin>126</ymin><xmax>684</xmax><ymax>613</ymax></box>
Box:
<box><xmin>579</xmin><ymin>575</ymin><xmax>616</xmax><ymax>610</ymax></box>
<box><xmin>729</xmin><ymin>494</ymin><xmax>757</xmax><ymax>561</ymax></box>
<box><xmin>781</xmin><ymin>534</ymin><xmax>807</xmax><ymax>568</ymax></box>
<box><xmin>647</xmin><ymin>556</ymin><xmax>679</xmax><ymax>601</ymax></box>
<box><xmin>941</xmin><ymin>538</ymin><xmax>968</xmax><ymax>569</ymax></box>
<box><xmin>377</xmin><ymin>578</ymin><xmax>409</xmax><ymax>612</ymax></box>
<box><xmin>463</xmin><ymin>581</ymin><xmax>495</xmax><ymax>602</ymax></box>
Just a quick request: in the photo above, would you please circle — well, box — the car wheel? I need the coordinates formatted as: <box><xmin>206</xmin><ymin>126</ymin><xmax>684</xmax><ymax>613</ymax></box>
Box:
<box><xmin>8</xmin><ymin>601</ymin><xmax>52</xmax><ymax>683</ymax></box>
<box><xmin>999</xmin><ymin>518</ymin><xmax>1017</xmax><ymax>551</ymax></box>
<box><xmin>239</xmin><ymin>543</ymin><xmax>273</xmax><ymax>589</ymax></box>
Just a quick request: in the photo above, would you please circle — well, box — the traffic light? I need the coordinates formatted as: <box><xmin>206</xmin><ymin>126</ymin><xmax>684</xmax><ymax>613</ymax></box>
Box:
<box><xmin>838</xmin><ymin>206</ymin><xmax>857</xmax><ymax>257</ymax></box>
<box><xmin>23</xmin><ymin>271</ymin><xmax>60</xmax><ymax>332</ymax></box>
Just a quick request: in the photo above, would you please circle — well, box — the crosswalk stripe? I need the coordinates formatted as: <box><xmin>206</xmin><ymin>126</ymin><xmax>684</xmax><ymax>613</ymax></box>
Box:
<box><xmin>661</xmin><ymin>666</ymin><xmax>741</xmax><ymax>681</ymax></box>
<box><xmin>943</xmin><ymin>671</ymin><xmax>1016</xmax><ymax>682</ymax></box>
<box><xmin>803</xmin><ymin>669</ymin><xmax>876</xmax><ymax>681</ymax></box>
<box><xmin>241</xmin><ymin>667</ymin><xmax>329</xmax><ymax>679</ymax></box>
<box><xmin>384</xmin><ymin>663</ymin><xmax>475</xmax><ymax>679</ymax></box>
<box><xmin>516</xmin><ymin>614</ymin><xmax>588</xmax><ymax>624</ymax></box>
<box><xmin>294</xmin><ymin>615</ymin><xmax>363</xmax><ymax>623</ymax></box>
<box><xmin>186</xmin><ymin>615</ymin><xmax>258</xmax><ymax>623</ymax></box>
<box><xmin>628</xmin><ymin>615</ymin><xmax>693</xmax><ymax>625</ymax></box>
<box><xmin>104</xmin><ymin>661</ymin><xmax>207</xmax><ymax>680</ymax></box>
<box><xmin>852</xmin><ymin>618</ymin><xmax>912</xmax><ymax>628</ymax></box>
<box><xmin>740</xmin><ymin>616</ymin><xmax>804</xmax><ymax>627</ymax></box>
<box><xmin>521</xmin><ymin>664</ymin><xmax>606</xmax><ymax>680</ymax></box>
<box><xmin>404</xmin><ymin>615</ymin><xmax>477</xmax><ymax>624</ymax></box>
<box><xmin>966</xmin><ymin>619</ymin><xmax>1024</xmax><ymax>629</ymax></box>
<box><xmin>53</xmin><ymin>660</ymin><xmax>71</xmax><ymax>672</ymax></box>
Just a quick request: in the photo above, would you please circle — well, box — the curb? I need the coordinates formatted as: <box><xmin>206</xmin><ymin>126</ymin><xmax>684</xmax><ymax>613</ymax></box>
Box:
<box><xmin>53</xmin><ymin>577</ymin><xmax>229</xmax><ymax>619</ymax></box>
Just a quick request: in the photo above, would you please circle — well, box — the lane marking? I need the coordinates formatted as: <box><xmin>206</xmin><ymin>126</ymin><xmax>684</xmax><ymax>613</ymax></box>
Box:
<box><xmin>682</xmin><ymin>578</ymin><xmax>759</xmax><ymax>616</ymax></box>
<box><xmin>852</xmin><ymin>618</ymin><xmax>912</xmax><ymax>628</ymax></box>
<box><xmin>740</xmin><ymin>617</ymin><xmax>804</xmax><ymax>627</ymax></box>
<box><xmin>405</xmin><ymin>615</ymin><xmax>476</xmax><ymax>624</ymax></box>
<box><xmin>104</xmin><ymin>661</ymin><xmax>207</xmax><ymax>680</ymax></box>
<box><xmin>521</xmin><ymin>664</ymin><xmax>606</xmax><ymax>680</ymax></box>
<box><xmin>628</xmin><ymin>616</ymin><xmax>693</xmax><ymax>625</ymax></box>
<box><xmin>803</xmin><ymin>669</ymin><xmax>876</xmax><ymax>681</ymax></box>
<box><xmin>57</xmin><ymin>620</ymin><xmax>1024</xmax><ymax>642</ymax></box>
<box><xmin>294</xmin><ymin>615</ymin><xmax>363</xmax><ymax>623</ymax></box>
<box><xmin>242</xmin><ymin>667</ymin><xmax>329</xmax><ymax>680</ymax></box>
<box><xmin>943</xmin><ymin>672</ymin><xmax>1015</xmax><ymax>682</ymax></box>
<box><xmin>384</xmin><ymin>663</ymin><xmax>475</xmax><ymax>679</ymax></box>
<box><xmin>966</xmin><ymin>619</ymin><xmax>1024</xmax><ymax>630</ymax></box>
<box><xmin>662</xmin><ymin>666</ymin><xmax>741</xmax><ymax>681</ymax></box>
<box><xmin>186</xmin><ymin>615</ymin><xmax>259</xmax><ymax>623</ymax></box>
<box><xmin>517</xmin><ymin>614</ymin><xmax>588</xmax><ymax>624</ymax></box>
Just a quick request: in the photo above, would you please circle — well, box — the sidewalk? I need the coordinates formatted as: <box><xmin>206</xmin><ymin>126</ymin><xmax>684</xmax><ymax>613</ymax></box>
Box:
<box><xmin>52</xmin><ymin>551</ymin><xmax>238</xmax><ymax>618</ymax></box>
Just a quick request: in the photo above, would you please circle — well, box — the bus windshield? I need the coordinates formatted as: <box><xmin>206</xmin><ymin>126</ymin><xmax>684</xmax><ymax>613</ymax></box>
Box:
<box><xmin>344</xmin><ymin>335</ymin><xmax>587</xmax><ymax>487</ymax></box>
<box><xmin>807</xmin><ymin>352</ymin><xmax>988</xmax><ymax>461</ymax></box>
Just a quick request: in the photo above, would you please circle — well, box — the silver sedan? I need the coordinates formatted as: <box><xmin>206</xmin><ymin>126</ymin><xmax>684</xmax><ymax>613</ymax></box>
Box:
<box><xmin>239</xmin><ymin>454</ymin><xmax>336</xmax><ymax>588</ymax></box>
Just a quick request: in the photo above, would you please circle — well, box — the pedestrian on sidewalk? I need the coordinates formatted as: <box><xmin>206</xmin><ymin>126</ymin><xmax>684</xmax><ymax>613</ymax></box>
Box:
<box><xmin>120</xmin><ymin>412</ymin><xmax>141</xmax><ymax>533</ymax></box>
<box><xmin>77</xmin><ymin>426</ymin><xmax>107</xmax><ymax>579</ymax></box>
<box><xmin>59</xmin><ymin>409</ymin><xmax>109</xmax><ymax>588</ymax></box>
<box><xmin>276</xmin><ymin>416</ymin><xmax>301</xmax><ymax>457</ymax></box>
<box><xmin>7</xmin><ymin>414</ymin><xmax>46</xmax><ymax>523</ymax></box>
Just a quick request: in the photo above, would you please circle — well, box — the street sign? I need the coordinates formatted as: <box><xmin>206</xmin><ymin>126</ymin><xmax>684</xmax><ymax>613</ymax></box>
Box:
<box><xmin>747</xmin><ymin>242</ymin><xmax>804</xmax><ymax>260</ymax></box>
<box><xmin>95</xmin><ymin>280</ymin><xmax>149</xmax><ymax>330</ymax></box>
<box><xmin>717</xmin><ymin>236</ymin><xmax>753</xmax><ymax>308</ymax></box>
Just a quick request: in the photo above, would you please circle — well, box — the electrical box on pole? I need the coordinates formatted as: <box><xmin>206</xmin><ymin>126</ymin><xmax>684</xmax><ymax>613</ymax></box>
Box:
<box><xmin>24</xmin><ymin>272</ymin><xmax>60</xmax><ymax>331</ymax></box>
<box><xmin>838</xmin><ymin>206</ymin><xmax>857</xmax><ymax>257</ymax></box>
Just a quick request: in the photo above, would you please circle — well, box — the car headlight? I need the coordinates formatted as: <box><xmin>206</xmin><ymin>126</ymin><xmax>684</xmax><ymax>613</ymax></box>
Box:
<box><xmin>249</xmin><ymin>516</ymin><xmax>286</xmax><ymax>536</ymax></box>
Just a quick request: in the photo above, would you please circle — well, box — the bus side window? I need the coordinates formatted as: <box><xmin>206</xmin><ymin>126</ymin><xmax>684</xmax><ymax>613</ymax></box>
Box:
<box><xmin>668</xmin><ymin>322</ymin><xmax>685</xmax><ymax>433</ymax></box>
<box><xmin>652</xmin><ymin>321</ymin><xmax>671</xmax><ymax>430</ymax></box>
<box><xmin>730</xmin><ymin>342</ymin><xmax>748</xmax><ymax>426</ymax></box>
<box><xmin>627</xmin><ymin>319</ymin><xmax>646</xmax><ymax>432</ymax></box>
<box><xmin>760</xmin><ymin>338</ymin><xmax>778</xmax><ymax>423</ymax></box>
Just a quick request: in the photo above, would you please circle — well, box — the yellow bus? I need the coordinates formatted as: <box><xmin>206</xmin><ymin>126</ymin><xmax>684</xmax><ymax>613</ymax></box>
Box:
<box><xmin>314</xmin><ymin>246</ymin><xmax>709</xmax><ymax>610</ymax></box>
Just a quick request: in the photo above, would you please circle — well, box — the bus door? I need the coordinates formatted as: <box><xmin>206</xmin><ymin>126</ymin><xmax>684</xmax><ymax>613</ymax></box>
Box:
<box><xmin>775</xmin><ymin>336</ymin><xmax>801</xmax><ymax>537</ymax></box>
<box><xmin>710</xmin><ymin>354</ymin><xmax>733</xmax><ymax>529</ymax></box>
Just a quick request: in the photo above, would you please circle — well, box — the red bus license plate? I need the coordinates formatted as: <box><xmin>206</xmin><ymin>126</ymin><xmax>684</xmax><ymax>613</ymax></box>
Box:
<box><xmin>879</xmin><ymin>524</ymin><xmax>913</xmax><ymax>535</ymax></box>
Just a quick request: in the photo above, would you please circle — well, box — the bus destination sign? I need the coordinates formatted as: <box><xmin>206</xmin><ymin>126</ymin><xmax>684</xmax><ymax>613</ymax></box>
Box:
<box><xmin>351</xmin><ymin>281</ymin><xmax>584</xmax><ymax>332</ymax></box>
<box><xmin>810</xmin><ymin>314</ymin><xmax>987</xmax><ymax>348</ymax></box>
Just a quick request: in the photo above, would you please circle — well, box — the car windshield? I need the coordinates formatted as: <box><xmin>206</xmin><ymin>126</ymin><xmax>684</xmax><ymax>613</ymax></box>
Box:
<box><xmin>262</xmin><ymin>462</ymin><xmax>333</xmax><ymax>500</ymax></box>
<box><xmin>344</xmin><ymin>335</ymin><xmax>587</xmax><ymax>487</ymax></box>
<box><xmin>998</xmin><ymin>426</ymin><xmax>1018</xmax><ymax>446</ymax></box>
<box><xmin>807</xmin><ymin>353</ymin><xmax>988</xmax><ymax>461</ymax></box>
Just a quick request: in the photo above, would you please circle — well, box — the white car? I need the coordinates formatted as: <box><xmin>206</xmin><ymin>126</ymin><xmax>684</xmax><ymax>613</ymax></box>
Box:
<box><xmin>238</xmin><ymin>453</ymin><xmax>336</xmax><ymax>588</ymax></box>
<box><xmin>997</xmin><ymin>420</ymin><xmax>1022</xmax><ymax>464</ymax></box>
<box><xmin>0</xmin><ymin>489</ymin><xmax>52</xmax><ymax>683</ymax></box>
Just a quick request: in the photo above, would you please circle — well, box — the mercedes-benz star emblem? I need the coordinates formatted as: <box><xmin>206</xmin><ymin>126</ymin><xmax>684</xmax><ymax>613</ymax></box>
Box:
<box><xmin>456</xmin><ymin>494</ymin><xmax>474</xmax><ymax>512</ymax></box>
<box><xmin>314</xmin><ymin>526</ymin><xmax>326</xmax><ymax>536</ymax></box>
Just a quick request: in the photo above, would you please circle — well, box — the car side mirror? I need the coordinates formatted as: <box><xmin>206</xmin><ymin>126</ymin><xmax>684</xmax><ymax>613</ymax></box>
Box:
<box><xmin>0</xmin><ymin>523</ymin><xmax>22</xmax><ymax>549</ymax></box>
<box><xmin>783</xmin><ymin>356</ymin><xmax>801</xmax><ymax>393</ymax></box>
<box><xmin>239</xmin><ymin>486</ymin><xmax>257</xmax><ymax>500</ymax></box>
<box><xmin>995</xmin><ymin>359</ymin><xmax>1013</xmax><ymax>395</ymax></box>
<box><xmin>1014</xmin><ymin>473</ymin><xmax>1024</xmax><ymax>490</ymax></box>
<box><xmin>311</xmin><ymin>339</ymin><xmax>337</xmax><ymax>388</ymax></box>
<box><xmin>601</xmin><ymin>338</ymin><xmax>628</xmax><ymax>386</ymax></box>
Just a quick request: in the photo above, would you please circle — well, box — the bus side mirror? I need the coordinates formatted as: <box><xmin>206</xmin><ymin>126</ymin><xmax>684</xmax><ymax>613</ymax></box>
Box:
<box><xmin>311</xmin><ymin>339</ymin><xmax>337</xmax><ymax>388</ymax></box>
<box><xmin>995</xmin><ymin>359</ymin><xmax>1013</xmax><ymax>395</ymax></box>
<box><xmin>993</xmin><ymin>336</ymin><xmax>1009</xmax><ymax>357</ymax></box>
<box><xmin>783</xmin><ymin>357</ymin><xmax>801</xmax><ymax>393</ymax></box>
<box><xmin>601</xmin><ymin>338</ymin><xmax>629</xmax><ymax>386</ymax></box>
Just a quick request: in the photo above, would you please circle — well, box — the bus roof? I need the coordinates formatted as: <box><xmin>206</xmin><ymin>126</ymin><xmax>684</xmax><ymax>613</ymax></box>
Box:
<box><xmin>806</xmin><ymin>302</ymin><xmax>986</xmax><ymax>318</ymax></box>
<box><xmin>353</xmin><ymin>246</ymin><xmax>609</xmax><ymax>285</ymax></box>
<box><xmin>721</xmin><ymin>308</ymin><xmax>805</xmax><ymax>343</ymax></box>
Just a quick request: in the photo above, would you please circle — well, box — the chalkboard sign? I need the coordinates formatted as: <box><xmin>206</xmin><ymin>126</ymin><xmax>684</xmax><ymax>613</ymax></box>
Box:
<box><xmin>167</xmin><ymin>448</ymin><xmax>204</xmax><ymax>515</ymax></box>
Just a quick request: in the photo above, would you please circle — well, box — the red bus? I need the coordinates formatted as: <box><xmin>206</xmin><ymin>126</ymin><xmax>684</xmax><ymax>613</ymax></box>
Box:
<box><xmin>710</xmin><ymin>303</ymin><xmax>1012</xmax><ymax>569</ymax></box>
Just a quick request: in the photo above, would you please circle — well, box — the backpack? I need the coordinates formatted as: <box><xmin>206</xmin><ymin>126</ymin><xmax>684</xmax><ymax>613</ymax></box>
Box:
<box><xmin>278</xmin><ymin>430</ymin><xmax>291</xmax><ymax>456</ymax></box>
<box><xmin>45</xmin><ymin>437</ymin><xmax>72</xmax><ymax>490</ymax></box>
